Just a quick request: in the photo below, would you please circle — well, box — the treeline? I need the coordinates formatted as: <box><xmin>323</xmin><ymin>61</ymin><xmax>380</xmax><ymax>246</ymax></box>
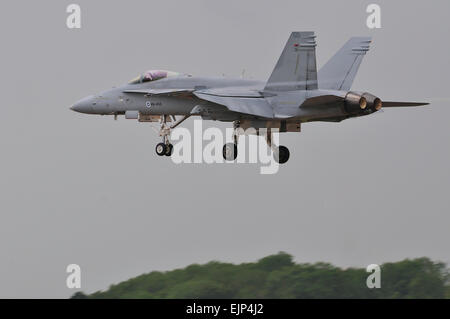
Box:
<box><xmin>72</xmin><ymin>252</ymin><xmax>449</xmax><ymax>299</ymax></box>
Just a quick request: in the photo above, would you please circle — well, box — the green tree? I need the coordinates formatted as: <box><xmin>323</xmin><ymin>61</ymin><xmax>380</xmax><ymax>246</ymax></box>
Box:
<box><xmin>75</xmin><ymin>253</ymin><xmax>449</xmax><ymax>299</ymax></box>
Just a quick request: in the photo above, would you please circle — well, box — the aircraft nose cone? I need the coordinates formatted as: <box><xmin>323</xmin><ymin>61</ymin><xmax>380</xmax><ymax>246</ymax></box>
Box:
<box><xmin>70</xmin><ymin>96</ymin><xmax>95</xmax><ymax>114</ymax></box>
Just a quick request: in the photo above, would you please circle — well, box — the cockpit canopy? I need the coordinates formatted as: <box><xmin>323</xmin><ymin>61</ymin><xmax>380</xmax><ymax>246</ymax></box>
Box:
<box><xmin>128</xmin><ymin>70</ymin><xmax>184</xmax><ymax>84</ymax></box>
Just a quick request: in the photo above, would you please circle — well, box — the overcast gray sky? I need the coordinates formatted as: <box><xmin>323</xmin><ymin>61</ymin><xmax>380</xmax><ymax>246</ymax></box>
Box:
<box><xmin>0</xmin><ymin>0</ymin><xmax>449</xmax><ymax>298</ymax></box>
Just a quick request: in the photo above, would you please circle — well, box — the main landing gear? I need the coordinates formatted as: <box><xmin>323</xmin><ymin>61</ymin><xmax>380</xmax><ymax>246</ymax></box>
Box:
<box><xmin>265</xmin><ymin>127</ymin><xmax>290</xmax><ymax>164</ymax></box>
<box><xmin>222</xmin><ymin>122</ymin><xmax>290</xmax><ymax>164</ymax></box>
<box><xmin>223</xmin><ymin>143</ymin><xmax>238</xmax><ymax>161</ymax></box>
<box><xmin>155</xmin><ymin>115</ymin><xmax>189</xmax><ymax>157</ymax></box>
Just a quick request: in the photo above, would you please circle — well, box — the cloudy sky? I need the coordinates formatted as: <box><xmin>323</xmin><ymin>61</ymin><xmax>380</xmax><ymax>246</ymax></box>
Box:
<box><xmin>0</xmin><ymin>0</ymin><xmax>449</xmax><ymax>298</ymax></box>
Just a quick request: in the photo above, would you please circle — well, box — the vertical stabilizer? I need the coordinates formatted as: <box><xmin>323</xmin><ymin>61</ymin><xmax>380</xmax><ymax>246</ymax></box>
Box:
<box><xmin>318</xmin><ymin>37</ymin><xmax>372</xmax><ymax>91</ymax></box>
<box><xmin>264</xmin><ymin>32</ymin><xmax>318</xmax><ymax>92</ymax></box>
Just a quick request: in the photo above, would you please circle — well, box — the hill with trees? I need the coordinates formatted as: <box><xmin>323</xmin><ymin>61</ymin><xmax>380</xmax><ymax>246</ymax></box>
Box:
<box><xmin>72</xmin><ymin>252</ymin><xmax>449</xmax><ymax>299</ymax></box>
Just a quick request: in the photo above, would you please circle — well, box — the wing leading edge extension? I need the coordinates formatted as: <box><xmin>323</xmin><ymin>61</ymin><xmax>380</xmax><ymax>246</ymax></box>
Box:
<box><xmin>123</xmin><ymin>88</ymin><xmax>194</xmax><ymax>96</ymax></box>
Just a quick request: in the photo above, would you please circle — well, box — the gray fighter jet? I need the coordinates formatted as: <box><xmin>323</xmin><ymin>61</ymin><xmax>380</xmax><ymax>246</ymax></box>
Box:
<box><xmin>71</xmin><ymin>32</ymin><xmax>428</xmax><ymax>163</ymax></box>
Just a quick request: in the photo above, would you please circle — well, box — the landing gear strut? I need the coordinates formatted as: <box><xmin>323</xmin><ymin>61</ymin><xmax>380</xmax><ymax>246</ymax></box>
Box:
<box><xmin>265</xmin><ymin>128</ymin><xmax>290</xmax><ymax>164</ymax></box>
<box><xmin>155</xmin><ymin>115</ymin><xmax>189</xmax><ymax>157</ymax></box>
<box><xmin>222</xmin><ymin>121</ymin><xmax>240</xmax><ymax>161</ymax></box>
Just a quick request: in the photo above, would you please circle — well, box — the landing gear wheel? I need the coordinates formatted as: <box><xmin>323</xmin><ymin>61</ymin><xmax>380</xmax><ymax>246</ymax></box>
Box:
<box><xmin>274</xmin><ymin>145</ymin><xmax>290</xmax><ymax>164</ymax></box>
<box><xmin>165</xmin><ymin>144</ymin><xmax>173</xmax><ymax>156</ymax></box>
<box><xmin>155</xmin><ymin>143</ymin><xmax>167</xmax><ymax>156</ymax></box>
<box><xmin>223</xmin><ymin>143</ymin><xmax>238</xmax><ymax>161</ymax></box>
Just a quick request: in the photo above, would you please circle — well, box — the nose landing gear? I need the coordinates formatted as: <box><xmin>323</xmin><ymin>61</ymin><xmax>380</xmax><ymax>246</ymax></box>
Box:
<box><xmin>154</xmin><ymin>115</ymin><xmax>188</xmax><ymax>157</ymax></box>
<box><xmin>155</xmin><ymin>142</ymin><xmax>173</xmax><ymax>156</ymax></box>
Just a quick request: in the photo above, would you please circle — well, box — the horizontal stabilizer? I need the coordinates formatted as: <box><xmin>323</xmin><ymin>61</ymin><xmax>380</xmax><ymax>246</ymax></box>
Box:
<box><xmin>300</xmin><ymin>95</ymin><xmax>343</xmax><ymax>107</ymax></box>
<box><xmin>382</xmin><ymin>101</ymin><xmax>429</xmax><ymax>107</ymax></box>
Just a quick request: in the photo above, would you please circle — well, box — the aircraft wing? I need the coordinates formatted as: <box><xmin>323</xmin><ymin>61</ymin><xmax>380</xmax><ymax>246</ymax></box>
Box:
<box><xmin>123</xmin><ymin>88</ymin><xmax>194</xmax><ymax>96</ymax></box>
<box><xmin>381</xmin><ymin>101</ymin><xmax>429</xmax><ymax>107</ymax></box>
<box><xmin>196</xmin><ymin>87</ymin><xmax>263</xmax><ymax>98</ymax></box>
<box><xmin>194</xmin><ymin>92</ymin><xmax>274</xmax><ymax>118</ymax></box>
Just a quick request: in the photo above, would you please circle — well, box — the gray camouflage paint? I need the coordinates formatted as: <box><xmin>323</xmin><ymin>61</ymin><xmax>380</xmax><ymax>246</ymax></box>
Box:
<box><xmin>71</xmin><ymin>32</ymin><xmax>428</xmax><ymax>125</ymax></box>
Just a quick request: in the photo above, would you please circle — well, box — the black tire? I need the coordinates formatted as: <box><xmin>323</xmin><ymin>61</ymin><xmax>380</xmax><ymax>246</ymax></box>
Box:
<box><xmin>275</xmin><ymin>145</ymin><xmax>290</xmax><ymax>164</ymax></box>
<box><xmin>222</xmin><ymin>143</ymin><xmax>238</xmax><ymax>161</ymax></box>
<box><xmin>155</xmin><ymin>143</ymin><xmax>167</xmax><ymax>156</ymax></box>
<box><xmin>165</xmin><ymin>144</ymin><xmax>173</xmax><ymax>156</ymax></box>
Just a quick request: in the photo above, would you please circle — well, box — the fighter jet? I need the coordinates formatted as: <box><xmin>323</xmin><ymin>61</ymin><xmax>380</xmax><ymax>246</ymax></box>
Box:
<box><xmin>71</xmin><ymin>32</ymin><xmax>428</xmax><ymax>164</ymax></box>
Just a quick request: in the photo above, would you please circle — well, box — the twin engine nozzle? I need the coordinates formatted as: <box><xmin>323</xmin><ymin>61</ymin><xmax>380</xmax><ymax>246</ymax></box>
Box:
<box><xmin>344</xmin><ymin>91</ymin><xmax>382</xmax><ymax>114</ymax></box>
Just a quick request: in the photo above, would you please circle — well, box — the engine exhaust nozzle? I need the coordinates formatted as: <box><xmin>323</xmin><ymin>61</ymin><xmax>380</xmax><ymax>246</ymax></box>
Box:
<box><xmin>363</xmin><ymin>93</ymin><xmax>383</xmax><ymax>111</ymax></box>
<box><xmin>344</xmin><ymin>92</ymin><xmax>367</xmax><ymax>113</ymax></box>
